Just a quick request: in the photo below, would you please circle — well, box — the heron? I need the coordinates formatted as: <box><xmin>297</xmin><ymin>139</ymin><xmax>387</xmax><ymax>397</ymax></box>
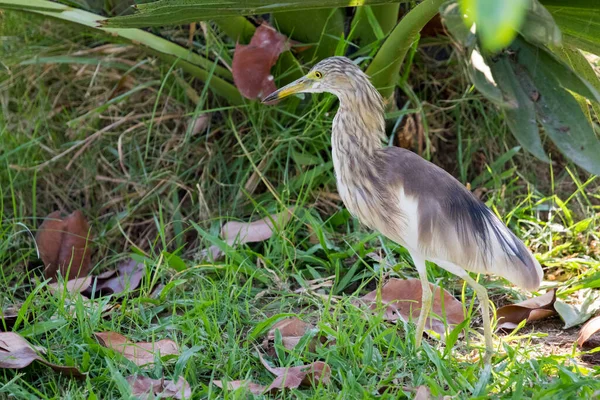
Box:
<box><xmin>263</xmin><ymin>56</ymin><xmax>543</xmax><ymax>362</ymax></box>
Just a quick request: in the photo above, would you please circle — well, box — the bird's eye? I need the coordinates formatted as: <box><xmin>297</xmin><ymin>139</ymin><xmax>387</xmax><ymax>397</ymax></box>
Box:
<box><xmin>314</xmin><ymin>71</ymin><xmax>323</xmax><ymax>79</ymax></box>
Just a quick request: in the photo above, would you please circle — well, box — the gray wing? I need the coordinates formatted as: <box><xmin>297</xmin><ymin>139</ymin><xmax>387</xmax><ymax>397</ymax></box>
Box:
<box><xmin>380</xmin><ymin>147</ymin><xmax>542</xmax><ymax>291</ymax></box>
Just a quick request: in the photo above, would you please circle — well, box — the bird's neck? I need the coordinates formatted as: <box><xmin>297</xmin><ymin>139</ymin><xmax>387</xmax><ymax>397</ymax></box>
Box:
<box><xmin>332</xmin><ymin>89</ymin><xmax>386</xmax><ymax>158</ymax></box>
<box><xmin>330</xmin><ymin>89</ymin><xmax>387</xmax><ymax>228</ymax></box>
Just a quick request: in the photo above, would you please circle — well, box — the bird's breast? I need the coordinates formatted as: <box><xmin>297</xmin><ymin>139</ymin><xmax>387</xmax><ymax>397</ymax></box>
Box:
<box><xmin>332</xmin><ymin>142</ymin><xmax>409</xmax><ymax>246</ymax></box>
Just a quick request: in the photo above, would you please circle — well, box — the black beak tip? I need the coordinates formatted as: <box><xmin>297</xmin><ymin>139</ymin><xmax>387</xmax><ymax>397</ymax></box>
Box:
<box><xmin>262</xmin><ymin>92</ymin><xmax>278</xmax><ymax>104</ymax></box>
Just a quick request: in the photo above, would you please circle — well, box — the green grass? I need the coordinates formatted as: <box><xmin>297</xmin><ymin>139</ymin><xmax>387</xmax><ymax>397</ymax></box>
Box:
<box><xmin>1</xmin><ymin>10</ymin><xmax>600</xmax><ymax>399</ymax></box>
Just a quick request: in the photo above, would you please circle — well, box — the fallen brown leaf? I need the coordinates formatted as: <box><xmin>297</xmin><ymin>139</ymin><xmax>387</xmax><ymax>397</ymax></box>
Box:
<box><xmin>414</xmin><ymin>385</ymin><xmax>432</xmax><ymax>400</ymax></box>
<box><xmin>83</xmin><ymin>258</ymin><xmax>145</xmax><ymax>297</ymax></box>
<box><xmin>0</xmin><ymin>305</ymin><xmax>20</xmax><ymax>331</ymax></box>
<box><xmin>215</xmin><ymin>353</ymin><xmax>330</xmax><ymax>395</ymax></box>
<box><xmin>262</xmin><ymin>317</ymin><xmax>322</xmax><ymax>356</ymax></box>
<box><xmin>126</xmin><ymin>375</ymin><xmax>191</xmax><ymax>399</ymax></box>
<box><xmin>47</xmin><ymin>276</ymin><xmax>92</xmax><ymax>295</ymax></box>
<box><xmin>200</xmin><ymin>209</ymin><xmax>294</xmax><ymax>261</ymax></box>
<box><xmin>197</xmin><ymin>245</ymin><xmax>224</xmax><ymax>262</ymax></box>
<box><xmin>232</xmin><ymin>23</ymin><xmax>291</xmax><ymax>100</ymax></box>
<box><xmin>496</xmin><ymin>289</ymin><xmax>557</xmax><ymax>330</ymax></box>
<box><xmin>189</xmin><ymin>113</ymin><xmax>210</xmax><ymax>135</ymax></box>
<box><xmin>259</xmin><ymin>353</ymin><xmax>331</xmax><ymax>392</ymax></box>
<box><xmin>36</xmin><ymin>210</ymin><xmax>92</xmax><ymax>281</ymax></box>
<box><xmin>221</xmin><ymin>208</ymin><xmax>294</xmax><ymax>246</ymax></box>
<box><xmin>94</xmin><ymin>331</ymin><xmax>178</xmax><ymax>366</ymax></box>
<box><xmin>213</xmin><ymin>380</ymin><xmax>266</xmax><ymax>395</ymax></box>
<box><xmin>577</xmin><ymin>315</ymin><xmax>600</xmax><ymax>348</ymax></box>
<box><xmin>0</xmin><ymin>332</ymin><xmax>84</xmax><ymax>377</ymax></box>
<box><xmin>357</xmin><ymin>278</ymin><xmax>465</xmax><ymax>337</ymax></box>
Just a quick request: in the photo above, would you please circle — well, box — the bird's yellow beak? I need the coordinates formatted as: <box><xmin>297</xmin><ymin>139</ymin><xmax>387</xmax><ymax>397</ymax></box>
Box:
<box><xmin>262</xmin><ymin>77</ymin><xmax>310</xmax><ymax>103</ymax></box>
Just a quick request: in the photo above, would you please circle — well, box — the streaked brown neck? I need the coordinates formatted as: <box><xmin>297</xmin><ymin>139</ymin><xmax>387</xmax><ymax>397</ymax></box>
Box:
<box><xmin>331</xmin><ymin>82</ymin><xmax>386</xmax><ymax>161</ymax></box>
<box><xmin>330</xmin><ymin>83</ymin><xmax>388</xmax><ymax>230</ymax></box>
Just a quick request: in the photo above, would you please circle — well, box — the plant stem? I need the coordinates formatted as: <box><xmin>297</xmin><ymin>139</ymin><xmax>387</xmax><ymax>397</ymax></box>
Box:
<box><xmin>366</xmin><ymin>0</ymin><xmax>446</xmax><ymax>99</ymax></box>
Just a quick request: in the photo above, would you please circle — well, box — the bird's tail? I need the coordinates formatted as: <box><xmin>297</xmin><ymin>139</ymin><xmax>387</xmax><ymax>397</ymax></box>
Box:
<box><xmin>481</xmin><ymin>211</ymin><xmax>543</xmax><ymax>291</ymax></box>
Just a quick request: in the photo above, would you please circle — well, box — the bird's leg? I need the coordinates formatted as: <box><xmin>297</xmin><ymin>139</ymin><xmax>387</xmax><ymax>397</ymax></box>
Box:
<box><xmin>459</xmin><ymin>273</ymin><xmax>494</xmax><ymax>363</ymax></box>
<box><xmin>412</xmin><ymin>255</ymin><xmax>432</xmax><ymax>349</ymax></box>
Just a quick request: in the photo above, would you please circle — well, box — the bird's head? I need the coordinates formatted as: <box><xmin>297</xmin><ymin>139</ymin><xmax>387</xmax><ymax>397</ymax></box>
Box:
<box><xmin>263</xmin><ymin>56</ymin><xmax>370</xmax><ymax>102</ymax></box>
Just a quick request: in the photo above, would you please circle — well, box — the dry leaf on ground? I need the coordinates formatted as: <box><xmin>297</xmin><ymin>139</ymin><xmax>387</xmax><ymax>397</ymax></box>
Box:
<box><xmin>221</xmin><ymin>208</ymin><xmax>294</xmax><ymax>246</ymax></box>
<box><xmin>36</xmin><ymin>210</ymin><xmax>92</xmax><ymax>281</ymax></box>
<box><xmin>259</xmin><ymin>353</ymin><xmax>331</xmax><ymax>392</ymax></box>
<box><xmin>262</xmin><ymin>317</ymin><xmax>312</xmax><ymax>354</ymax></box>
<box><xmin>1</xmin><ymin>306</ymin><xmax>20</xmax><ymax>332</ymax></box>
<box><xmin>577</xmin><ymin>316</ymin><xmax>600</xmax><ymax>348</ymax></box>
<box><xmin>201</xmin><ymin>209</ymin><xmax>294</xmax><ymax>261</ymax></box>
<box><xmin>414</xmin><ymin>385</ymin><xmax>432</xmax><ymax>400</ymax></box>
<box><xmin>189</xmin><ymin>113</ymin><xmax>210</xmax><ymax>135</ymax></box>
<box><xmin>496</xmin><ymin>289</ymin><xmax>556</xmax><ymax>330</ymax></box>
<box><xmin>214</xmin><ymin>354</ymin><xmax>331</xmax><ymax>395</ymax></box>
<box><xmin>213</xmin><ymin>380</ymin><xmax>265</xmax><ymax>395</ymax></box>
<box><xmin>83</xmin><ymin>259</ymin><xmax>145</xmax><ymax>297</ymax></box>
<box><xmin>0</xmin><ymin>332</ymin><xmax>84</xmax><ymax>377</ymax></box>
<box><xmin>356</xmin><ymin>278</ymin><xmax>465</xmax><ymax>337</ymax></box>
<box><xmin>232</xmin><ymin>23</ymin><xmax>291</xmax><ymax>100</ymax></box>
<box><xmin>126</xmin><ymin>375</ymin><xmax>191</xmax><ymax>399</ymax></box>
<box><xmin>94</xmin><ymin>331</ymin><xmax>178</xmax><ymax>366</ymax></box>
<box><xmin>47</xmin><ymin>276</ymin><xmax>92</xmax><ymax>295</ymax></box>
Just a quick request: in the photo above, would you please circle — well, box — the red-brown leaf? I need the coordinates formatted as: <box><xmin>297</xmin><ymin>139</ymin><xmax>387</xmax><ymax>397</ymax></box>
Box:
<box><xmin>261</xmin><ymin>317</ymin><xmax>323</xmax><ymax>356</ymax></box>
<box><xmin>232</xmin><ymin>24</ymin><xmax>290</xmax><ymax>100</ymax></box>
<box><xmin>0</xmin><ymin>332</ymin><xmax>84</xmax><ymax>377</ymax></box>
<box><xmin>357</xmin><ymin>278</ymin><xmax>465</xmax><ymax>337</ymax></box>
<box><xmin>496</xmin><ymin>289</ymin><xmax>557</xmax><ymax>330</ymax></box>
<box><xmin>36</xmin><ymin>211</ymin><xmax>92</xmax><ymax>281</ymax></box>
<box><xmin>577</xmin><ymin>315</ymin><xmax>600</xmax><ymax>348</ymax></box>
<box><xmin>259</xmin><ymin>353</ymin><xmax>331</xmax><ymax>391</ymax></box>
<box><xmin>126</xmin><ymin>375</ymin><xmax>191</xmax><ymax>399</ymax></box>
<box><xmin>94</xmin><ymin>331</ymin><xmax>178</xmax><ymax>366</ymax></box>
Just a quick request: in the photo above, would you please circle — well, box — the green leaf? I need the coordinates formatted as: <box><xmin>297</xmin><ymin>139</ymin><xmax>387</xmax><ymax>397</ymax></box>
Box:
<box><xmin>552</xmin><ymin>45</ymin><xmax>600</xmax><ymax>119</ymax></box>
<box><xmin>541</xmin><ymin>0</ymin><xmax>600</xmax><ymax>55</ymax></box>
<box><xmin>351</xmin><ymin>4</ymin><xmax>399</xmax><ymax>45</ymax></box>
<box><xmin>466</xmin><ymin>48</ymin><xmax>505</xmax><ymax>105</ymax></box>
<box><xmin>214</xmin><ymin>17</ymin><xmax>256</xmax><ymax>44</ymax></box>
<box><xmin>273</xmin><ymin>7</ymin><xmax>345</xmax><ymax>62</ymax></box>
<box><xmin>488</xmin><ymin>56</ymin><xmax>549</xmax><ymax>162</ymax></box>
<box><xmin>162</xmin><ymin>251</ymin><xmax>188</xmax><ymax>272</ymax></box>
<box><xmin>104</xmin><ymin>0</ymin><xmax>409</xmax><ymax>28</ymax></box>
<box><xmin>518</xmin><ymin>0</ymin><xmax>561</xmax><ymax>46</ymax></box>
<box><xmin>511</xmin><ymin>41</ymin><xmax>600</xmax><ymax>175</ymax></box>
<box><xmin>0</xmin><ymin>0</ymin><xmax>64</xmax><ymax>11</ymax></box>
<box><xmin>367</xmin><ymin>0</ymin><xmax>446</xmax><ymax>98</ymax></box>
<box><xmin>459</xmin><ymin>0</ymin><xmax>531</xmax><ymax>53</ymax></box>
<box><xmin>439</xmin><ymin>1</ymin><xmax>475</xmax><ymax>47</ymax></box>
<box><xmin>511</xmin><ymin>37</ymin><xmax>600</xmax><ymax>104</ymax></box>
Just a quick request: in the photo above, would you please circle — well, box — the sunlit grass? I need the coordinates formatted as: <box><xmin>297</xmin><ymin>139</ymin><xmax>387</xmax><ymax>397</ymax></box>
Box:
<box><xmin>1</xmin><ymin>9</ymin><xmax>599</xmax><ymax>399</ymax></box>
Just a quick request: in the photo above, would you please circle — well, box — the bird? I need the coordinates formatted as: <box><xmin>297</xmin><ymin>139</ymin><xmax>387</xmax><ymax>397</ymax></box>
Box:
<box><xmin>263</xmin><ymin>56</ymin><xmax>543</xmax><ymax>363</ymax></box>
